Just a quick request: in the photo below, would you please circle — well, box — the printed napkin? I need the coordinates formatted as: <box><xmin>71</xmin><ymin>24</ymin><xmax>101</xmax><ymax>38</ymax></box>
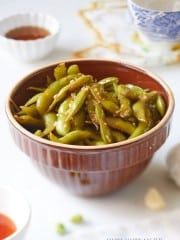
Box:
<box><xmin>74</xmin><ymin>0</ymin><xmax>180</xmax><ymax>66</ymax></box>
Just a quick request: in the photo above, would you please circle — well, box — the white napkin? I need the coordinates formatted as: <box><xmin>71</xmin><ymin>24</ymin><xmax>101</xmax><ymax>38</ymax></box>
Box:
<box><xmin>76</xmin><ymin>1</ymin><xmax>180</xmax><ymax>66</ymax></box>
<box><xmin>69</xmin><ymin>209</ymin><xmax>180</xmax><ymax>240</ymax></box>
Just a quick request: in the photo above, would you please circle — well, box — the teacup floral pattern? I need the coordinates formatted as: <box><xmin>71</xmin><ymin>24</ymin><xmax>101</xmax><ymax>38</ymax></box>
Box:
<box><xmin>129</xmin><ymin>2</ymin><xmax>180</xmax><ymax>42</ymax></box>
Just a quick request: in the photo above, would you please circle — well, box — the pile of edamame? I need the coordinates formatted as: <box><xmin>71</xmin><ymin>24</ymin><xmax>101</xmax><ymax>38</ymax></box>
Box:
<box><xmin>14</xmin><ymin>63</ymin><xmax>166</xmax><ymax>145</ymax></box>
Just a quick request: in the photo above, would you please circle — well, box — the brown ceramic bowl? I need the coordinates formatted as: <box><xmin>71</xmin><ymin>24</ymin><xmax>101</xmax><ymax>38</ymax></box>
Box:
<box><xmin>5</xmin><ymin>59</ymin><xmax>175</xmax><ymax>197</ymax></box>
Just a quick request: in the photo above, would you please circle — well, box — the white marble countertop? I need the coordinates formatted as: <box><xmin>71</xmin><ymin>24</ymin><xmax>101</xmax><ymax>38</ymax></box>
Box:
<box><xmin>0</xmin><ymin>0</ymin><xmax>180</xmax><ymax>239</ymax></box>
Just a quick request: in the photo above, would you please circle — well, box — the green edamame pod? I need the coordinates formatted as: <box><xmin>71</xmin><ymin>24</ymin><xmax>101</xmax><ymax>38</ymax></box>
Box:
<box><xmin>35</xmin><ymin>112</ymin><xmax>56</xmax><ymax>137</ymax></box>
<box><xmin>145</xmin><ymin>107</ymin><xmax>154</xmax><ymax>130</ymax></box>
<box><xmin>71</xmin><ymin>108</ymin><xmax>86</xmax><ymax>130</ymax></box>
<box><xmin>90</xmin><ymin>83</ymin><xmax>105</xmax><ymax>102</ymax></box>
<box><xmin>19</xmin><ymin>104</ymin><xmax>40</xmax><ymax>118</ymax></box>
<box><xmin>67</xmin><ymin>64</ymin><xmax>80</xmax><ymax>75</ymax></box>
<box><xmin>14</xmin><ymin>115</ymin><xmax>44</xmax><ymax>129</ymax></box>
<box><xmin>86</xmin><ymin>97</ymin><xmax>98</xmax><ymax>128</ymax></box>
<box><xmin>132</xmin><ymin>100</ymin><xmax>147</xmax><ymax>122</ymax></box>
<box><xmin>43</xmin><ymin>112</ymin><xmax>57</xmax><ymax>128</ymax></box>
<box><xmin>99</xmin><ymin>77</ymin><xmax>119</xmax><ymax>86</ymax></box>
<box><xmin>18</xmin><ymin>104</ymin><xmax>40</xmax><ymax>118</ymax></box>
<box><xmin>106</xmin><ymin>116</ymin><xmax>136</xmax><ymax>135</ymax></box>
<box><xmin>95</xmin><ymin>103</ymin><xmax>113</xmax><ymax>144</ymax></box>
<box><xmin>156</xmin><ymin>94</ymin><xmax>166</xmax><ymax>117</ymax></box>
<box><xmin>99</xmin><ymin>77</ymin><xmax>119</xmax><ymax>91</ymax></box>
<box><xmin>48</xmin><ymin>75</ymin><xmax>91</xmax><ymax>112</ymax></box>
<box><xmin>68</xmin><ymin>75</ymin><xmax>92</xmax><ymax>91</ymax></box>
<box><xmin>55</xmin><ymin>97</ymin><xmax>72</xmax><ymax>136</ymax></box>
<box><xmin>111</xmin><ymin>130</ymin><xmax>127</xmax><ymax>142</ymax></box>
<box><xmin>101</xmin><ymin>99</ymin><xmax>119</xmax><ymax>115</ymax></box>
<box><xmin>118</xmin><ymin>84</ymin><xmax>144</xmax><ymax>100</ymax></box>
<box><xmin>56</xmin><ymin>115</ymin><xmax>71</xmax><ymax>136</ymax></box>
<box><xmin>66</xmin><ymin>86</ymin><xmax>89</xmax><ymax>121</ymax></box>
<box><xmin>50</xmin><ymin>130</ymin><xmax>92</xmax><ymax>144</ymax></box>
<box><xmin>48</xmin><ymin>85</ymin><xmax>69</xmax><ymax>112</ymax></box>
<box><xmin>149</xmin><ymin>104</ymin><xmax>162</xmax><ymax>125</ymax></box>
<box><xmin>54</xmin><ymin>63</ymin><xmax>67</xmax><ymax>80</ymax></box>
<box><xmin>129</xmin><ymin>122</ymin><xmax>147</xmax><ymax>139</ymax></box>
<box><xmin>126</xmin><ymin>84</ymin><xmax>144</xmax><ymax>99</ymax></box>
<box><xmin>119</xmin><ymin>96</ymin><xmax>132</xmax><ymax>118</ymax></box>
<box><xmin>24</xmin><ymin>92</ymin><xmax>42</xmax><ymax>106</ymax></box>
<box><xmin>142</xmin><ymin>90</ymin><xmax>158</xmax><ymax>102</ymax></box>
<box><xmin>57</xmin><ymin>96</ymin><xmax>72</xmax><ymax>115</ymax></box>
<box><xmin>37</xmin><ymin>75</ymin><xmax>75</xmax><ymax>115</ymax></box>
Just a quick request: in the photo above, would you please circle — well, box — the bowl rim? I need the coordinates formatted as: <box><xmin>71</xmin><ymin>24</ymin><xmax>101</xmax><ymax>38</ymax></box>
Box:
<box><xmin>5</xmin><ymin>58</ymin><xmax>175</xmax><ymax>151</ymax></box>
<box><xmin>128</xmin><ymin>0</ymin><xmax>180</xmax><ymax>13</ymax></box>
<box><xmin>0</xmin><ymin>12</ymin><xmax>61</xmax><ymax>43</ymax></box>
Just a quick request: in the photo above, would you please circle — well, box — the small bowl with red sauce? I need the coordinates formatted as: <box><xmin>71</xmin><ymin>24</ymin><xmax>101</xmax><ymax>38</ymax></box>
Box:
<box><xmin>0</xmin><ymin>12</ymin><xmax>60</xmax><ymax>61</ymax></box>
<box><xmin>0</xmin><ymin>185</ymin><xmax>31</xmax><ymax>240</ymax></box>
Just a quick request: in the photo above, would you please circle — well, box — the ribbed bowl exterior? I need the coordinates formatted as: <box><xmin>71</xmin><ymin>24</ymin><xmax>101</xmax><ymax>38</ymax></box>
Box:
<box><xmin>5</xmin><ymin>59</ymin><xmax>175</xmax><ymax>197</ymax></box>
<box><xmin>8</xmin><ymin>117</ymin><xmax>172</xmax><ymax>197</ymax></box>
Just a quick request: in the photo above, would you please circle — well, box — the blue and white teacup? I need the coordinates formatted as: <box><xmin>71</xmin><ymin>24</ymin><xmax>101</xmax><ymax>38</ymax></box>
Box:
<box><xmin>128</xmin><ymin>0</ymin><xmax>180</xmax><ymax>43</ymax></box>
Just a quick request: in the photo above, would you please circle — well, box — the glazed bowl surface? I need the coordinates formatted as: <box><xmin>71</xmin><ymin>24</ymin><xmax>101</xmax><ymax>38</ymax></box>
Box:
<box><xmin>5</xmin><ymin>59</ymin><xmax>175</xmax><ymax>197</ymax></box>
<box><xmin>128</xmin><ymin>0</ymin><xmax>180</xmax><ymax>43</ymax></box>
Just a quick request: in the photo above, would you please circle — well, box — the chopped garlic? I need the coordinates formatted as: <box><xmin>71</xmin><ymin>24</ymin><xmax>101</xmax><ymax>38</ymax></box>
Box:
<box><xmin>144</xmin><ymin>187</ymin><xmax>166</xmax><ymax>210</ymax></box>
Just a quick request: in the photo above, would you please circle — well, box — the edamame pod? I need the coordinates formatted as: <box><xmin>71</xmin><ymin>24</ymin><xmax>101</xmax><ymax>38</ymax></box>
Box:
<box><xmin>90</xmin><ymin>83</ymin><xmax>105</xmax><ymax>102</ymax></box>
<box><xmin>17</xmin><ymin>109</ymin><xmax>56</xmax><ymax>137</ymax></box>
<box><xmin>118</xmin><ymin>84</ymin><xmax>144</xmax><ymax>100</ymax></box>
<box><xmin>68</xmin><ymin>75</ymin><xmax>92</xmax><ymax>91</ymax></box>
<box><xmin>132</xmin><ymin>100</ymin><xmax>147</xmax><ymax>122</ymax></box>
<box><xmin>129</xmin><ymin>122</ymin><xmax>147</xmax><ymax>139</ymax></box>
<box><xmin>19</xmin><ymin>104</ymin><xmax>40</xmax><ymax>118</ymax></box>
<box><xmin>99</xmin><ymin>77</ymin><xmax>119</xmax><ymax>91</ymax></box>
<box><xmin>67</xmin><ymin>64</ymin><xmax>80</xmax><ymax>75</ymax></box>
<box><xmin>156</xmin><ymin>95</ymin><xmax>166</xmax><ymax>117</ymax></box>
<box><xmin>24</xmin><ymin>92</ymin><xmax>42</xmax><ymax>106</ymax></box>
<box><xmin>56</xmin><ymin>97</ymin><xmax>72</xmax><ymax>136</ymax></box>
<box><xmin>106</xmin><ymin>117</ymin><xmax>136</xmax><ymax>135</ymax></box>
<box><xmin>66</xmin><ymin>86</ymin><xmax>89</xmax><ymax>121</ymax></box>
<box><xmin>37</xmin><ymin>75</ymin><xmax>76</xmax><ymax>115</ymax></box>
<box><xmin>119</xmin><ymin>96</ymin><xmax>132</xmax><ymax>118</ymax></box>
<box><xmin>43</xmin><ymin>112</ymin><xmax>57</xmax><ymax>128</ymax></box>
<box><xmin>111</xmin><ymin>130</ymin><xmax>127</xmax><ymax>142</ymax></box>
<box><xmin>14</xmin><ymin>115</ymin><xmax>44</xmax><ymax>129</ymax></box>
<box><xmin>71</xmin><ymin>108</ymin><xmax>86</xmax><ymax>130</ymax></box>
<box><xmin>54</xmin><ymin>63</ymin><xmax>67</xmax><ymax>80</ymax></box>
<box><xmin>50</xmin><ymin>130</ymin><xmax>93</xmax><ymax>144</ymax></box>
<box><xmin>95</xmin><ymin>103</ymin><xmax>113</xmax><ymax>144</ymax></box>
<box><xmin>101</xmin><ymin>99</ymin><xmax>119</xmax><ymax>115</ymax></box>
<box><xmin>86</xmin><ymin>97</ymin><xmax>98</xmax><ymax>128</ymax></box>
<box><xmin>56</xmin><ymin>116</ymin><xmax>71</xmax><ymax>136</ymax></box>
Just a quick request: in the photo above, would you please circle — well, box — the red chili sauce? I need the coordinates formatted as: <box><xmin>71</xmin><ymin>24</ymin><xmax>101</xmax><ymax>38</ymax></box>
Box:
<box><xmin>0</xmin><ymin>213</ymin><xmax>17</xmax><ymax>239</ymax></box>
<box><xmin>5</xmin><ymin>26</ymin><xmax>50</xmax><ymax>41</ymax></box>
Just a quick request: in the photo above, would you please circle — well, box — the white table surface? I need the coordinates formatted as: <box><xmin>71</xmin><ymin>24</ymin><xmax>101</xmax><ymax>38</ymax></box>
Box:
<box><xmin>0</xmin><ymin>0</ymin><xmax>180</xmax><ymax>239</ymax></box>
